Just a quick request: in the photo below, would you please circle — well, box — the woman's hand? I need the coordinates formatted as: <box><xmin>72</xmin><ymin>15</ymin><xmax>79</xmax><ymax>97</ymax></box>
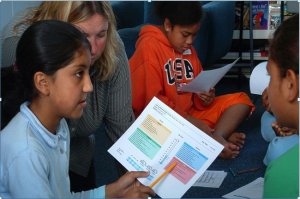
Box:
<box><xmin>106</xmin><ymin>171</ymin><xmax>155</xmax><ymax>198</ymax></box>
<box><xmin>196</xmin><ymin>88</ymin><xmax>215</xmax><ymax>107</ymax></box>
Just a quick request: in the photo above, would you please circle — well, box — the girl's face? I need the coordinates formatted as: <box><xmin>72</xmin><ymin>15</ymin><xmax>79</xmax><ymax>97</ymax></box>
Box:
<box><xmin>267</xmin><ymin>59</ymin><xmax>291</xmax><ymax>127</ymax></box>
<box><xmin>48</xmin><ymin>48</ymin><xmax>93</xmax><ymax>119</ymax></box>
<box><xmin>75</xmin><ymin>13</ymin><xmax>108</xmax><ymax>65</ymax></box>
<box><xmin>165</xmin><ymin>22</ymin><xmax>200</xmax><ymax>54</ymax></box>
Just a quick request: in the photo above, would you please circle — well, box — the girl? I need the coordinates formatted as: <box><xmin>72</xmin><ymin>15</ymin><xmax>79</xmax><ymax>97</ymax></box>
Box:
<box><xmin>2</xmin><ymin>2</ymin><xmax>134</xmax><ymax>191</ymax></box>
<box><xmin>263</xmin><ymin>14</ymin><xmax>299</xmax><ymax>198</ymax></box>
<box><xmin>0</xmin><ymin>20</ymin><xmax>154</xmax><ymax>198</ymax></box>
<box><xmin>129</xmin><ymin>2</ymin><xmax>255</xmax><ymax>159</ymax></box>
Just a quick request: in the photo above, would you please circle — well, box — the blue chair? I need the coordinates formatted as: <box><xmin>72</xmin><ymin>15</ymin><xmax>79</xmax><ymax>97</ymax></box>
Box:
<box><xmin>118</xmin><ymin>24</ymin><xmax>143</xmax><ymax>59</ymax></box>
<box><xmin>114</xmin><ymin>1</ymin><xmax>235</xmax><ymax>68</ymax></box>
<box><xmin>111</xmin><ymin>1</ymin><xmax>144</xmax><ymax>29</ymax></box>
<box><xmin>202</xmin><ymin>1</ymin><xmax>235</xmax><ymax>67</ymax></box>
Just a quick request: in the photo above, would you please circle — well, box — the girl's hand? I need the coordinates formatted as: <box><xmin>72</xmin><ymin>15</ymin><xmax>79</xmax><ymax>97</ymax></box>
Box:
<box><xmin>106</xmin><ymin>171</ymin><xmax>156</xmax><ymax>198</ymax></box>
<box><xmin>196</xmin><ymin>88</ymin><xmax>215</xmax><ymax>107</ymax></box>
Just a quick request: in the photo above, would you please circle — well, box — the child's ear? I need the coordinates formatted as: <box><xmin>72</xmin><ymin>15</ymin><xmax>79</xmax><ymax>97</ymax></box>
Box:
<box><xmin>164</xmin><ymin>18</ymin><xmax>172</xmax><ymax>32</ymax></box>
<box><xmin>285</xmin><ymin>69</ymin><xmax>299</xmax><ymax>102</ymax></box>
<box><xmin>34</xmin><ymin>72</ymin><xmax>49</xmax><ymax>95</ymax></box>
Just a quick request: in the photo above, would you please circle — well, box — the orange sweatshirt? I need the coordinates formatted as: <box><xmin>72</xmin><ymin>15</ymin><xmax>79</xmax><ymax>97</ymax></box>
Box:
<box><xmin>130</xmin><ymin>25</ymin><xmax>254</xmax><ymax>127</ymax></box>
<box><xmin>130</xmin><ymin>25</ymin><xmax>204</xmax><ymax>117</ymax></box>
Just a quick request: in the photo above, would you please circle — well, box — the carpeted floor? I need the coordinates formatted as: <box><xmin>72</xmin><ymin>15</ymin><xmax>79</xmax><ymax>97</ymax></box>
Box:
<box><xmin>94</xmin><ymin>76</ymin><xmax>268</xmax><ymax>198</ymax></box>
<box><xmin>183</xmin><ymin>94</ymin><xmax>267</xmax><ymax>198</ymax></box>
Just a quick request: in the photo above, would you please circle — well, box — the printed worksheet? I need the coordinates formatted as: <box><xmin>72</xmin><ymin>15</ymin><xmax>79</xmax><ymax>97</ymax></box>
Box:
<box><xmin>193</xmin><ymin>170</ymin><xmax>227</xmax><ymax>188</ymax></box>
<box><xmin>178</xmin><ymin>58</ymin><xmax>240</xmax><ymax>93</ymax></box>
<box><xmin>108</xmin><ymin>97</ymin><xmax>223</xmax><ymax>198</ymax></box>
<box><xmin>222</xmin><ymin>177</ymin><xmax>264</xmax><ymax>199</ymax></box>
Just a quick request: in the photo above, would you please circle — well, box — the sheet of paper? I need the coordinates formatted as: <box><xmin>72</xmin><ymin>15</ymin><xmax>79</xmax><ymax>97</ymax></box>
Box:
<box><xmin>249</xmin><ymin>61</ymin><xmax>270</xmax><ymax>95</ymax></box>
<box><xmin>178</xmin><ymin>58</ymin><xmax>239</xmax><ymax>93</ymax></box>
<box><xmin>193</xmin><ymin>170</ymin><xmax>227</xmax><ymax>188</ymax></box>
<box><xmin>222</xmin><ymin>177</ymin><xmax>264</xmax><ymax>199</ymax></box>
<box><xmin>108</xmin><ymin>97</ymin><xmax>224</xmax><ymax>198</ymax></box>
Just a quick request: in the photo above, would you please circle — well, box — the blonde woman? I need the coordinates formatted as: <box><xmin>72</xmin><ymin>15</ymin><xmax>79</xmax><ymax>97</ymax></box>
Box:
<box><xmin>2</xmin><ymin>1</ymin><xmax>134</xmax><ymax>192</ymax></box>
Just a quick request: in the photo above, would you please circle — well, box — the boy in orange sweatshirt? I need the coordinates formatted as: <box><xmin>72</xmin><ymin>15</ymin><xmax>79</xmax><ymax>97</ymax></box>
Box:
<box><xmin>129</xmin><ymin>2</ymin><xmax>255</xmax><ymax>159</ymax></box>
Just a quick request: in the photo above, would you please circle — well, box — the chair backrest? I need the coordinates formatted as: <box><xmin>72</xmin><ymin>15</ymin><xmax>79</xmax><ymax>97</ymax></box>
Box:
<box><xmin>203</xmin><ymin>1</ymin><xmax>235</xmax><ymax>67</ymax></box>
<box><xmin>111</xmin><ymin>1</ymin><xmax>144</xmax><ymax>29</ymax></box>
<box><xmin>118</xmin><ymin>24</ymin><xmax>144</xmax><ymax>59</ymax></box>
<box><xmin>115</xmin><ymin>1</ymin><xmax>235</xmax><ymax>68</ymax></box>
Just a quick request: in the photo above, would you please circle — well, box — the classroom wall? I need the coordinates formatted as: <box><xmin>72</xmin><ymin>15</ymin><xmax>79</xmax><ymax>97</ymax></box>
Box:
<box><xmin>0</xmin><ymin>1</ymin><xmax>41</xmax><ymax>67</ymax></box>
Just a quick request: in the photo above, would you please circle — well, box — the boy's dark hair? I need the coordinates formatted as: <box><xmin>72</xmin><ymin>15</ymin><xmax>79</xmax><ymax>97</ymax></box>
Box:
<box><xmin>155</xmin><ymin>1</ymin><xmax>203</xmax><ymax>26</ymax></box>
<box><xmin>269</xmin><ymin>14</ymin><xmax>299</xmax><ymax>76</ymax></box>
<box><xmin>1</xmin><ymin>20</ymin><xmax>91</xmax><ymax>129</ymax></box>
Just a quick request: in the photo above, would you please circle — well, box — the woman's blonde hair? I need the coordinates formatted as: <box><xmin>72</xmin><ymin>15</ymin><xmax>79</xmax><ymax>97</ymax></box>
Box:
<box><xmin>19</xmin><ymin>1</ymin><xmax>119</xmax><ymax>80</ymax></box>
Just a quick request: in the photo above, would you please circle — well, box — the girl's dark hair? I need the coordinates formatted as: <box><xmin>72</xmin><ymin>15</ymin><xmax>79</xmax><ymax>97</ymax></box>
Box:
<box><xmin>1</xmin><ymin>20</ymin><xmax>91</xmax><ymax>129</ymax></box>
<box><xmin>155</xmin><ymin>1</ymin><xmax>203</xmax><ymax>26</ymax></box>
<box><xmin>269</xmin><ymin>14</ymin><xmax>299</xmax><ymax>76</ymax></box>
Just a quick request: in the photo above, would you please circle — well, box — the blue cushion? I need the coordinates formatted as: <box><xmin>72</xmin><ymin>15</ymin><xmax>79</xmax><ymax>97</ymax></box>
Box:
<box><xmin>118</xmin><ymin>24</ymin><xmax>143</xmax><ymax>59</ymax></box>
<box><xmin>193</xmin><ymin>9</ymin><xmax>210</xmax><ymax>67</ymax></box>
<box><xmin>203</xmin><ymin>1</ymin><xmax>235</xmax><ymax>66</ymax></box>
<box><xmin>111</xmin><ymin>1</ymin><xmax>144</xmax><ymax>29</ymax></box>
<box><xmin>143</xmin><ymin>2</ymin><xmax>162</xmax><ymax>25</ymax></box>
